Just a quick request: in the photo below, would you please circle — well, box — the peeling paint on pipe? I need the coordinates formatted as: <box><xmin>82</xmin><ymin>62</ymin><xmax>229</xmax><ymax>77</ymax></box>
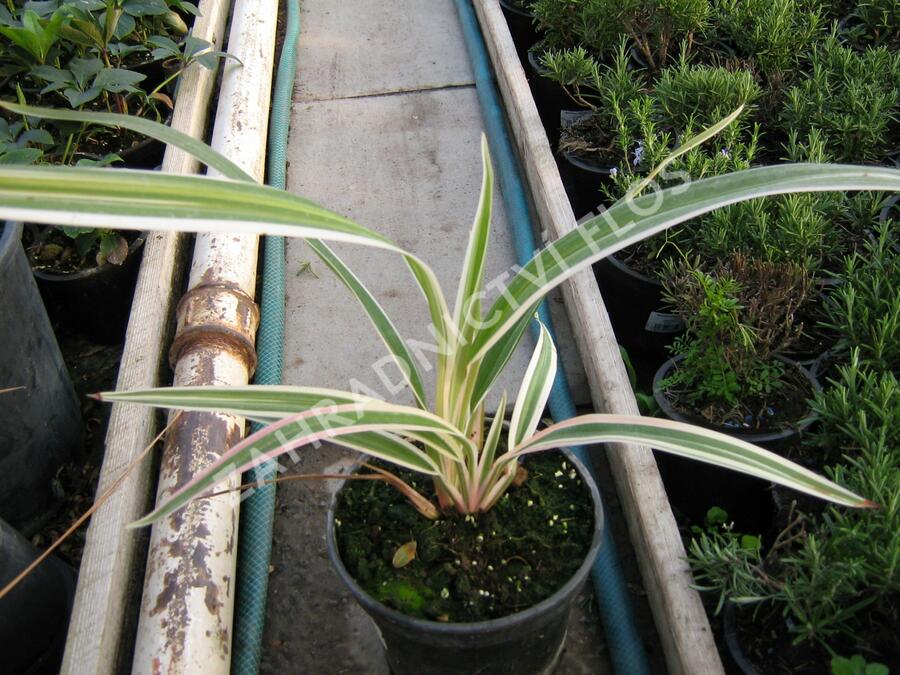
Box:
<box><xmin>131</xmin><ymin>0</ymin><xmax>278</xmax><ymax>672</ymax></box>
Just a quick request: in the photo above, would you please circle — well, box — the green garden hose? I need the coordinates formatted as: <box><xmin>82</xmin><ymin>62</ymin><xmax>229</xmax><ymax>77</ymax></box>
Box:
<box><xmin>231</xmin><ymin>0</ymin><xmax>298</xmax><ymax>672</ymax></box>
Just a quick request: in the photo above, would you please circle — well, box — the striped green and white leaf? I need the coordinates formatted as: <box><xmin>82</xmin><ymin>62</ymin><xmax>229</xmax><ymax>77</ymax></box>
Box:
<box><xmin>507</xmin><ymin>416</ymin><xmax>875</xmax><ymax>508</ymax></box>
<box><xmin>470</xmin><ymin>162</ymin><xmax>900</xmax><ymax>372</ymax></box>
<box><xmin>98</xmin><ymin>385</ymin><xmax>466</xmax><ymax>463</ymax></box>
<box><xmin>308</xmin><ymin>240</ymin><xmax>427</xmax><ymax>408</ymax></box>
<box><xmin>445</xmin><ymin>135</ymin><xmax>495</xmax><ymax>422</ymax></box>
<box><xmin>124</xmin><ymin>399</ymin><xmax>479</xmax><ymax>527</ymax></box>
<box><xmin>508</xmin><ymin>319</ymin><xmax>556</xmax><ymax>448</ymax></box>
<box><xmin>0</xmin><ymin>102</ymin><xmax>442</xmax><ymax>407</ymax></box>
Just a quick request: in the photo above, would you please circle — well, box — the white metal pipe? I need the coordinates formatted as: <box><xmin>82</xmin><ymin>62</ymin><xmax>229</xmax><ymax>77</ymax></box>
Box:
<box><xmin>131</xmin><ymin>0</ymin><xmax>278</xmax><ymax>671</ymax></box>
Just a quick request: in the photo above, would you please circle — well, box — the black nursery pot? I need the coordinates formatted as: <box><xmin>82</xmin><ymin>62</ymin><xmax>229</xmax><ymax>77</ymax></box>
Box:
<box><xmin>0</xmin><ymin>223</ymin><xmax>81</xmax><ymax>532</ymax></box>
<box><xmin>499</xmin><ymin>0</ymin><xmax>538</xmax><ymax>62</ymax></box>
<box><xmin>557</xmin><ymin>149</ymin><xmax>617</xmax><ymax>219</ymax></box>
<box><xmin>34</xmin><ymin>235</ymin><xmax>145</xmax><ymax>345</ymax></box>
<box><xmin>326</xmin><ymin>450</ymin><xmax>604</xmax><ymax>675</ymax></box>
<box><xmin>526</xmin><ymin>46</ymin><xmax>570</xmax><ymax>149</ymax></box>
<box><xmin>651</xmin><ymin>355</ymin><xmax>820</xmax><ymax>534</ymax></box>
<box><xmin>0</xmin><ymin>517</ymin><xmax>76</xmax><ymax>675</ymax></box>
<box><xmin>594</xmin><ymin>254</ymin><xmax>683</xmax><ymax>389</ymax></box>
<box><xmin>723</xmin><ymin>602</ymin><xmax>761</xmax><ymax>675</ymax></box>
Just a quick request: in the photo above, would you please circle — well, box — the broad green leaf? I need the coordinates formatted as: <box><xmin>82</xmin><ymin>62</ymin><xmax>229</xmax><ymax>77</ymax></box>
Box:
<box><xmin>509</xmin><ymin>415</ymin><xmax>876</xmax><ymax>508</ymax></box>
<box><xmin>123</xmin><ymin>0</ymin><xmax>168</xmax><ymax>17</ymax></box>
<box><xmin>471</xmin><ymin>163</ymin><xmax>900</xmax><ymax>364</ymax></box>
<box><xmin>93</xmin><ymin>67</ymin><xmax>145</xmax><ymax>93</ymax></box>
<box><xmin>508</xmin><ymin>319</ymin><xmax>557</xmax><ymax>448</ymax></box>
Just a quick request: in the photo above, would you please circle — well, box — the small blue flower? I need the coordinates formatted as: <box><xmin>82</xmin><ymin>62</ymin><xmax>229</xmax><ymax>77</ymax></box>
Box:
<box><xmin>609</xmin><ymin>166</ymin><xmax>618</xmax><ymax>177</ymax></box>
<box><xmin>720</xmin><ymin>148</ymin><xmax>731</xmax><ymax>158</ymax></box>
<box><xmin>632</xmin><ymin>141</ymin><xmax>644</xmax><ymax>166</ymax></box>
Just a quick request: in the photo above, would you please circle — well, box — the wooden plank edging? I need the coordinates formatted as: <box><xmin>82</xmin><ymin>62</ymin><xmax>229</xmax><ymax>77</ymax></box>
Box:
<box><xmin>472</xmin><ymin>2</ymin><xmax>724</xmax><ymax>673</ymax></box>
<box><xmin>60</xmin><ymin>0</ymin><xmax>233</xmax><ymax>671</ymax></box>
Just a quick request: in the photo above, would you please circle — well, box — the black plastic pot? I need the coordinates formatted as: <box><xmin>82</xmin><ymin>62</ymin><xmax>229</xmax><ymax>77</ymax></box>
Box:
<box><xmin>723</xmin><ymin>602</ymin><xmax>761</xmax><ymax>675</ymax></box>
<box><xmin>526</xmin><ymin>45</ymin><xmax>571</xmax><ymax>149</ymax></box>
<box><xmin>326</xmin><ymin>450</ymin><xmax>604</xmax><ymax>675</ymax></box>
<box><xmin>651</xmin><ymin>355</ymin><xmax>820</xmax><ymax>534</ymax></box>
<box><xmin>499</xmin><ymin>0</ymin><xmax>538</xmax><ymax>62</ymax></box>
<box><xmin>0</xmin><ymin>517</ymin><xmax>77</xmax><ymax>675</ymax></box>
<box><xmin>0</xmin><ymin>223</ymin><xmax>81</xmax><ymax>532</ymax></box>
<box><xmin>557</xmin><ymin>148</ymin><xmax>617</xmax><ymax>219</ymax></box>
<box><xmin>593</xmin><ymin>254</ymin><xmax>683</xmax><ymax>389</ymax></box>
<box><xmin>34</xmin><ymin>234</ymin><xmax>145</xmax><ymax>345</ymax></box>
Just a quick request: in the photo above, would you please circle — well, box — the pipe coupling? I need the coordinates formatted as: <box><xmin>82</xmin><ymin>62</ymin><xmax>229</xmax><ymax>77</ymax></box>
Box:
<box><xmin>169</xmin><ymin>282</ymin><xmax>260</xmax><ymax>376</ymax></box>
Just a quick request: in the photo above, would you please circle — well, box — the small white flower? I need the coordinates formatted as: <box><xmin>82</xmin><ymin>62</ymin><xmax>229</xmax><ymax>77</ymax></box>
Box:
<box><xmin>476</xmin><ymin>534</ymin><xmax>484</xmax><ymax>543</ymax></box>
<box><xmin>554</xmin><ymin>470</ymin><xmax>563</xmax><ymax>477</ymax></box>
<box><xmin>441</xmin><ymin>587</ymin><xmax>450</xmax><ymax>599</ymax></box>
<box><xmin>527</xmin><ymin>499</ymin><xmax>534</xmax><ymax>507</ymax></box>
<box><xmin>568</xmin><ymin>470</ymin><xmax>577</xmax><ymax>479</ymax></box>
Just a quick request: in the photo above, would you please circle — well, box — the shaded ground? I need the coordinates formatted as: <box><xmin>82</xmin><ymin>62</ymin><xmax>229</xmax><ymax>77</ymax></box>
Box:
<box><xmin>28</xmin><ymin>332</ymin><xmax>121</xmax><ymax>567</ymax></box>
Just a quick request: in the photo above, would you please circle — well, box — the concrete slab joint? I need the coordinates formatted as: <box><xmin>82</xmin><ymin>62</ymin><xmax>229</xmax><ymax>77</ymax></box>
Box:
<box><xmin>169</xmin><ymin>282</ymin><xmax>261</xmax><ymax>376</ymax></box>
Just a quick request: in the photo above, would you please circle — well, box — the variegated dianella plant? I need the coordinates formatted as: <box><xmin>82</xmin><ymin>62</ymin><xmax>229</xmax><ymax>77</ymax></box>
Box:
<box><xmin>1</xmin><ymin>101</ymin><xmax>894</xmax><ymax>526</ymax></box>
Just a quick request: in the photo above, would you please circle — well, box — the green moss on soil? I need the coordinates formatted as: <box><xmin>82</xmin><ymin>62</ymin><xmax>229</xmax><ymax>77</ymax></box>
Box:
<box><xmin>334</xmin><ymin>452</ymin><xmax>594</xmax><ymax>623</ymax></box>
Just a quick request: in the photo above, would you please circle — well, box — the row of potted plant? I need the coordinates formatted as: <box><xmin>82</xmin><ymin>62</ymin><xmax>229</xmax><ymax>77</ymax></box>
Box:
<box><xmin>500</xmin><ymin>0</ymin><xmax>898</xmax><ymax>670</ymax></box>
<box><xmin>0</xmin><ymin>0</ymin><xmax>232</xmax><ymax>343</ymax></box>
<box><xmin>0</xmin><ymin>103</ymin><xmax>896</xmax><ymax>673</ymax></box>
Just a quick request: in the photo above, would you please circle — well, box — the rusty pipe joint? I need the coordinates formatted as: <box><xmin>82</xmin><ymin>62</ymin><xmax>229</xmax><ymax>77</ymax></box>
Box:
<box><xmin>169</xmin><ymin>282</ymin><xmax>260</xmax><ymax>376</ymax></box>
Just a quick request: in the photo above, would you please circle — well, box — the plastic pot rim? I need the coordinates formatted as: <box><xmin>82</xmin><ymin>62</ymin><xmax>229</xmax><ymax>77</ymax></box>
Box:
<box><xmin>326</xmin><ymin>448</ymin><xmax>604</xmax><ymax>637</ymax></box>
<box><xmin>652</xmin><ymin>354</ymin><xmax>822</xmax><ymax>445</ymax></box>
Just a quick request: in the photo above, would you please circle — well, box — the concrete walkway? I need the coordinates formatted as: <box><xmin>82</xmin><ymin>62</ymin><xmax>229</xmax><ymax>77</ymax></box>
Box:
<box><xmin>261</xmin><ymin>2</ymin><xmax>607</xmax><ymax>672</ymax></box>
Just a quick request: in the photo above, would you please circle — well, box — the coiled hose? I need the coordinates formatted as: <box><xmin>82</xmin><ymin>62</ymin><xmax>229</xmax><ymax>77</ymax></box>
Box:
<box><xmin>231</xmin><ymin>0</ymin><xmax>298</xmax><ymax>672</ymax></box>
<box><xmin>452</xmin><ymin>2</ymin><xmax>651</xmax><ymax>673</ymax></box>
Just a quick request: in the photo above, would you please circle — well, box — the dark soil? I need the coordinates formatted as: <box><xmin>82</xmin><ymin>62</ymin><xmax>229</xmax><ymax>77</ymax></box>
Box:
<box><xmin>334</xmin><ymin>452</ymin><xmax>594</xmax><ymax>623</ymax></box>
<box><xmin>728</xmin><ymin>601</ymin><xmax>900</xmax><ymax>675</ymax></box>
<box><xmin>27</xmin><ymin>332</ymin><xmax>122</xmax><ymax>566</ymax></box>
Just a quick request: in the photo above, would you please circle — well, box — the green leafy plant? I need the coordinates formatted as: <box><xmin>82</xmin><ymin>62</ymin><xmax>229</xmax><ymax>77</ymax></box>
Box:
<box><xmin>780</xmin><ymin>36</ymin><xmax>900</xmax><ymax>164</ymax></box>
<box><xmin>660</xmin><ymin>253</ymin><xmax>809</xmax><ymax>423</ymax></box>
<box><xmin>848</xmin><ymin>0</ymin><xmax>900</xmax><ymax>50</ymax></box>
<box><xmin>821</xmin><ymin>219</ymin><xmax>899</xmax><ymax>372</ymax></box>
<box><xmin>576</xmin><ymin>0</ymin><xmax>710</xmax><ymax>71</ymax></box>
<box><xmin>0</xmin><ymin>101</ymin><xmax>894</xmax><ymax>527</ymax></box>
<box><xmin>831</xmin><ymin>653</ymin><xmax>890</xmax><ymax>675</ymax></box>
<box><xmin>0</xmin><ymin>8</ymin><xmax>66</xmax><ymax>65</ymax></box>
<box><xmin>713</xmin><ymin>0</ymin><xmax>827</xmax><ymax>85</ymax></box>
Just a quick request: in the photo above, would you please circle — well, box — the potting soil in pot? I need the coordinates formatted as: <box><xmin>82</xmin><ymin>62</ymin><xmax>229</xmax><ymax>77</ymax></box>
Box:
<box><xmin>334</xmin><ymin>452</ymin><xmax>594</xmax><ymax>622</ymax></box>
